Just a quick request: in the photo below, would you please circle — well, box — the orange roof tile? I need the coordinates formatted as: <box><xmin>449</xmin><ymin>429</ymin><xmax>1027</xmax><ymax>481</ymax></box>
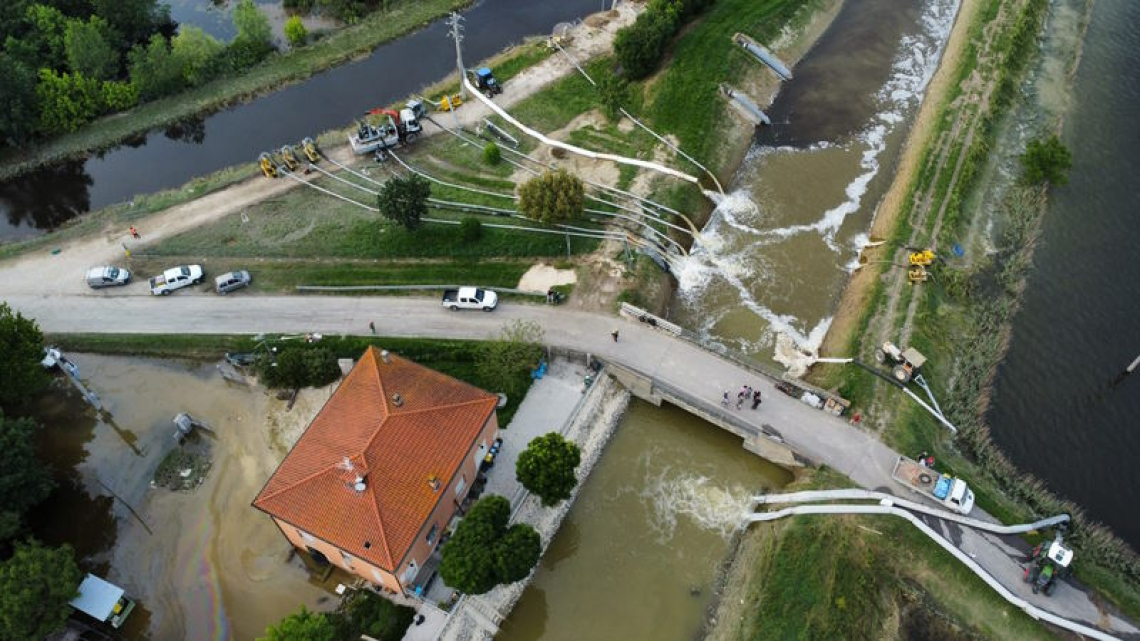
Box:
<box><xmin>253</xmin><ymin>346</ymin><xmax>498</xmax><ymax>572</ymax></box>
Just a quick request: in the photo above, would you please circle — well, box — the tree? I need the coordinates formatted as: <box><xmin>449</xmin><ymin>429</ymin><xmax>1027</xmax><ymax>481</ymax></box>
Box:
<box><xmin>101</xmin><ymin>79</ymin><xmax>138</xmax><ymax>111</ymax></box>
<box><xmin>598</xmin><ymin>73</ymin><xmax>628</xmax><ymax>121</ymax></box>
<box><xmin>476</xmin><ymin>320</ymin><xmax>544</xmax><ymax>402</ymax></box>
<box><xmin>459</xmin><ymin>216</ymin><xmax>482</xmax><ymax>241</ymax></box>
<box><xmin>0</xmin><ymin>541</ymin><xmax>81</xmax><ymax>640</ymax></box>
<box><xmin>0</xmin><ymin>303</ymin><xmax>50</xmax><ymax>411</ymax></box>
<box><xmin>377</xmin><ymin>174</ymin><xmax>430</xmax><ymax>231</ymax></box>
<box><xmin>233</xmin><ymin>0</ymin><xmax>273</xmax><ymax>49</ymax></box>
<box><xmin>64</xmin><ymin>16</ymin><xmax>119</xmax><ymax>80</ymax></box>
<box><xmin>35</xmin><ymin>68</ymin><xmax>104</xmax><ymax>133</ymax></box>
<box><xmin>284</xmin><ymin>16</ymin><xmax>308</xmax><ymax>48</ymax></box>
<box><xmin>1021</xmin><ymin>135</ymin><xmax>1072</xmax><ymax>186</ymax></box>
<box><xmin>92</xmin><ymin>0</ymin><xmax>165</xmax><ymax>48</ymax></box>
<box><xmin>482</xmin><ymin>141</ymin><xmax>501</xmax><ymax>165</ymax></box>
<box><xmin>439</xmin><ymin>495</ymin><xmax>513</xmax><ymax>594</ymax></box>
<box><xmin>517</xmin><ymin>169</ymin><xmax>584</xmax><ymax>223</ymax></box>
<box><xmin>516</xmin><ymin>432</ymin><xmax>580</xmax><ymax>507</ymax></box>
<box><xmin>494</xmin><ymin>523</ymin><xmax>541</xmax><ymax>583</ymax></box>
<box><xmin>171</xmin><ymin>26</ymin><xmax>223</xmax><ymax>86</ymax></box>
<box><xmin>0</xmin><ymin>53</ymin><xmax>40</xmax><ymax>145</ymax></box>
<box><xmin>256</xmin><ymin>347</ymin><xmax>340</xmax><ymax>389</ymax></box>
<box><xmin>8</xmin><ymin>4</ymin><xmax>70</xmax><ymax>70</ymax></box>
<box><xmin>261</xmin><ymin>605</ymin><xmax>338</xmax><ymax>641</ymax></box>
<box><xmin>128</xmin><ymin>33</ymin><xmax>183</xmax><ymax>100</ymax></box>
<box><xmin>0</xmin><ymin>413</ymin><xmax>54</xmax><ymax>543</ymax></box>
<box><xmin>338</xmin><ymin>591</ymin><xmax>415</xmax><ymax>641</ymax></box>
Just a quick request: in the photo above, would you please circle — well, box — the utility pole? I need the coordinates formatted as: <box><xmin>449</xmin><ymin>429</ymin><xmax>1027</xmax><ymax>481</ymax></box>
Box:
<box><xmin>448</xmin><ymin>13</ymin><xmax>467</xmax><ymax>100</ymax></box>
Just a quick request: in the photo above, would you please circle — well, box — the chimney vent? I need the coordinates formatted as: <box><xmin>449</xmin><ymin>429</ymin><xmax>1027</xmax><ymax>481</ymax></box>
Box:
<box><xmin>392</xmin><ymin>392</ymin><xmax>403</xmax><ymax>407</ymax></box>
<box><xmin>352</xmin><ymin>475</ymin><xmax>367</xmax><ymax>492</ymax></box>
<box><xmin>380</xmin><ymin>349</ymin><xmax>390</xmax><ymax>363</ymax></box>
<box><xmin>427</xmin><ymin>474</ymin><xmax>441</xmax><ymax>491</ymax></box>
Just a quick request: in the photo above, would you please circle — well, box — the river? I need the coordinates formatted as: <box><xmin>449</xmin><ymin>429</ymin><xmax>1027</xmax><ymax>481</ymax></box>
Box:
<box><xmin>498</xmin><ymin>400</ymin><xmax>791</xmax><ymax>641</ymax></box>
<box><xmin>0</xmin><ymin>0</ymin><xmax>602</xmax><ymax>241</ymax></box>
<box><xmin>670</xmin><ymin>0</ymin><xmax>959</xmax><ymax>367</ymax></box>
<box><xmin>986</xmin><ymin>0</ymin><xmax>1140</xmax><ymax>549</ymax></box>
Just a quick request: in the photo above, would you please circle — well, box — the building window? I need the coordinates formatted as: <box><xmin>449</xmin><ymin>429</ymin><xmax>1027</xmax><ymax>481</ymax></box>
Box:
<box><xmin>455</xmin><ymin>474</ymin><xmax>467</xmax><ymax>496</ymax></box>
<box><xmin>340</xmin><ymin>551</ymin><xmax>355</xmax><ymax>569</ymax></box>
<box><xmin>298</xmin><ymin>528</ymin><xmax>315</xmax><ymax>543</ymax></box>
<box><xmin>426</xmin><ymin>524</ymin><xmax>439</xmax><ymax>544</ymax></box>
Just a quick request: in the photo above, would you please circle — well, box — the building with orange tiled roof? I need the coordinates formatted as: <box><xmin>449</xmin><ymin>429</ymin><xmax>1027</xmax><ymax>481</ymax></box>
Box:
<box><xmin>252</xmin><ymin>346</ymin><xmax>501</xmax><ymax>593</ymax></box>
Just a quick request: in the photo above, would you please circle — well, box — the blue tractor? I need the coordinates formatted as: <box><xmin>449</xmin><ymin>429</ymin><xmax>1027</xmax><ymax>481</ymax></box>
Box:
<box><xmin>474</xmin><ymin>67</ymin><xmax>502</xmax><ymax>98</ymax></box>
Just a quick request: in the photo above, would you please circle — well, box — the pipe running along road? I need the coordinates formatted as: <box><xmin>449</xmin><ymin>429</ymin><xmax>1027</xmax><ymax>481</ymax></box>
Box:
<box><xmin>745</xmin><ymin>503</ymin><xmax>1118</xmax><ymax>641</ymax></box>
<box><xmin>750</xmin><ymin>489</ymin><xmax>1071</xmax><ymax>535</ymax></box>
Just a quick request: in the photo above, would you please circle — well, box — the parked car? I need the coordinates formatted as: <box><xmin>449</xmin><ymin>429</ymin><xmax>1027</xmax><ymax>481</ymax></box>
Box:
<box><xmin>442</xmin><ymin>287</ymin><xmax>498</xmax><ymax>311</ymax></box>
<box><xmin>224</xmin><ymin>352</ymin><xmax>256</xmax><ymax>367</ymax></box>
<box><xmin>149</xmin><ymin>265</ymin><xmax>203</xmax><ymax>295</ymax></box>
<box><xmin>215</xmin><ymin>270</ymin><xmax>251</xmax><ymax>294</ymax></box>
<box><xmin>86</xmin><ymin>265</ymin><xmax>130</xmax><ymax>289</ymax></box>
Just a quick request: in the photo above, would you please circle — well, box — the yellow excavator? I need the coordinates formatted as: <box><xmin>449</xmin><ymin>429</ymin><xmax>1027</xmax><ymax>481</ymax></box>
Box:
<box><xmin>258</xmin><ymin>152</ymin><xmax>277</xmax><ymax>178</ymax></box>
<box><xmin>278</xmin><ymin>145</ymin><xmax>299</xmax><ymax>172</ymax></box>
<box><xmin>300</xmin><ymin>137</ymin><xmax>320</xmax><ymax>163</ymax></box>
<box><xmin>909</xmin><ymin>249</ymin><xmax>936</xmax><ymax>266</ymax></box>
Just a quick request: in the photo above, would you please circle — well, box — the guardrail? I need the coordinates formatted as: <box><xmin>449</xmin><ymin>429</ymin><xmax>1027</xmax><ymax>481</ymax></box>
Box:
<box><xmin>294</xmin><ymin>284</ymin><xmax>545</xmax><ymax>296</ymax></box>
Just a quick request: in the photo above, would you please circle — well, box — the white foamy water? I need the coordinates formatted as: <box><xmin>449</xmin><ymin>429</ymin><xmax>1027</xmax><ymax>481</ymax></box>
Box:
<box><xmin>639</xmin><ymin>462</ymin><xmax>754</xmax><ymax>542</ymax></box>
<box><xmin>678</xmin><ymin>0</ymin><xmax>960</xmax><ymax>365</ymax></box>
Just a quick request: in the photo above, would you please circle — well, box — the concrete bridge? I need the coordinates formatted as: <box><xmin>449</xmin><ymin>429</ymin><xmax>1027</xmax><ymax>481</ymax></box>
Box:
<box><xmin>4</xmin><ymin>292</ymin><xmax>1137</xmax><ymax>638</ymax></box>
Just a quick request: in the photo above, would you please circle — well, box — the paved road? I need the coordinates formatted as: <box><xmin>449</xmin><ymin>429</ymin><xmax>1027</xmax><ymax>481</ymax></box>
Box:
<box><xmin>6</xmin><ymin>293</ymin><xmax>1137</xmax><ymax>637</ymax></box>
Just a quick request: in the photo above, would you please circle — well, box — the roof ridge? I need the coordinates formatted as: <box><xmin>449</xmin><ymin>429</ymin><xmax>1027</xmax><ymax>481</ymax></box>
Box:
<box><xmin>367</xmin><ymin>346</ymin><xmax>389</xmax><ymax>413</ymax></box>
<box><xmin>385</xmin><ymin>395</ymin><xmax>498</xmax><ymax>418</ymax></box>
<box><xmin>368</xmin><ymin>484</ymin><xmax>396</xmax><ymax>568</ymax></box>
<box><xmin>255</xmin><ymin>459</ymin><xmax>343</xmax><ymax>504</ymax></box>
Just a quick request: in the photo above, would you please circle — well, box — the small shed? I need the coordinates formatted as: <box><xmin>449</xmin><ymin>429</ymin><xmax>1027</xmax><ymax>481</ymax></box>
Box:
<box><xmin>70</xmin><ymin>574</ymin><xmax>123</xmax><ymax>623</ymax></box>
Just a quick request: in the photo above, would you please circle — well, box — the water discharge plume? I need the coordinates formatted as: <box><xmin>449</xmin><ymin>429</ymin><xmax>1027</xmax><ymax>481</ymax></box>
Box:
<box><xmin>640</xmin><ymin>463</ymin><xmax>755</xmax><ymax>542</ymax></box>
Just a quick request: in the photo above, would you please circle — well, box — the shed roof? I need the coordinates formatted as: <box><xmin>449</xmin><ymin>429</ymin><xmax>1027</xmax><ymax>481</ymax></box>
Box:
<box><xmin>70</xmin><ymin>574</ymin><xmax>123</xmax><ymax>621</ymax></box>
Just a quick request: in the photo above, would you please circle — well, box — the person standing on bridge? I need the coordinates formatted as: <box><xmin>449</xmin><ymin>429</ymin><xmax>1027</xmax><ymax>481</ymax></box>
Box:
<box><xmin>129</xmin><ymin>226</ymin><xmax>140</xmax><ymax>239</ymax></box>
<box><xmin>611</xmin><ymin>329</ymin><xmax>620</xmax><ymax>342</ymax></box>
<box><xmin>369</xmin><ymin>321</ymin><xmax>376</xmax><ymax>335</ymax></box>
<box><xmin>722</xmin><ymin>391</ymin><xmax>730</xmax><ymax>408</ymax></box>
<box><xmin>751</xmin><ymin>388</ymin><xmax>762</xmax><ymax>410</ymax></box>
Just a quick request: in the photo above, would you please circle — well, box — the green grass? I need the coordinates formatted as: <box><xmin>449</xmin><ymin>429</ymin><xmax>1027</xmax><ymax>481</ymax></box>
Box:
<box><xmin>47</xmin><ymin>334</ymin><xmax>534</xmax><ymax>426</ymax></box>
<box><xmin>734</xmin><ymin>468</ymin><xmax>1053</xmax><ymax>641</ymax></box>
<box><xmin>0</xmin><ymin>0</ymin><xmax>472</xmax><ymax>179</ymax></box>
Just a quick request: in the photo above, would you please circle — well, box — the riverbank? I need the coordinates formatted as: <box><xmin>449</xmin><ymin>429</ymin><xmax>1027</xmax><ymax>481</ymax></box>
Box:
<box><xmin>808</xmin><ymin>0</ymin><xmax>1140</xmax><ymax>620</ymax></box>
<box><xmin>0</xmin><ymin>0</ymin><xmax>471</xmax><ymax>182</ymax></box>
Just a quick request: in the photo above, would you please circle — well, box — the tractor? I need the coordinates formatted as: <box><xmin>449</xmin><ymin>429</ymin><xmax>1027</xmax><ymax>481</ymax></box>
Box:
<box><xmin>1024</xmin><ymin>538</ymin><xmax>1074</xmax><ymax>596</ymax></box>
<box><xmin>875</xmin><ymin>341</ymin><xmax>927</xmax><ymax>384</ymax></box>
<box><xmin>473</xmin><ymin>67</ymin><xmax>502</xmax><ymax>97</ymax></box>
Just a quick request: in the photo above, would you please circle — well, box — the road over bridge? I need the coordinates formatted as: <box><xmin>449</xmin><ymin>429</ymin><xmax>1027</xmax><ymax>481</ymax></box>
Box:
<box><xmin>5</xmin><ymin>293</ymin><xmax>1137</xmax><ymax>638</ymax></box>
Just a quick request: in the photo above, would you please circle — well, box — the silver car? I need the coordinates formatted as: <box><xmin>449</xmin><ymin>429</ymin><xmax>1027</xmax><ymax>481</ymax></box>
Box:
<box><xmin>86</xmin><ymin>265</ymin><xmax>131</xmax><ymax>289</ymax></box>
<box><xmin>215</xmin><ymin>270</ymin><xmax>251</xmax><ymax>294</ymax></box>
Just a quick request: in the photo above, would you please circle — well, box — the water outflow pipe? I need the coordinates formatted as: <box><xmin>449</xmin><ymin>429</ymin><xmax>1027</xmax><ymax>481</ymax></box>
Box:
<box><xmin>749</xmin><ymin>489</ymin><xmax>1071</xmax><ymax>535</ymax></box>
<box><xmin>462</xmin><ymin>76</ymin><xmax>706</xmax><ymax>190</ymax></box>
<box><xmin>719</xmin><ymin>84</ymin><xmax>771</xmax><ymax>126</ymax></box>
<box><xmin>745</xmin><ymin>504</ymin><xmax>1118</xmax><ymax>641</ymax></box>
<box><xmin>733</xmin><ymin>33</ymin><xmax>793</xmax><ymax>81</ymax></box>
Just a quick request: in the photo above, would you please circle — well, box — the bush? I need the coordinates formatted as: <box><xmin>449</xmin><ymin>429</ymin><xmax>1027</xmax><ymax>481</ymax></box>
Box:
<box><xmin>613</xmin><ymin>0</ymin><xmax>683</xmax><ymax>79</ymax></box>
<box><xmin>518</xmin><ymin>169</ymin><xmax>584</xmax><ymax>223</ymax></box>
<box><xmin>128</xmin><ymin>34</ymin><xmax>184</xmax><ymax>101</ymax></box>
<box><xmin>598</xmin><ymin>73</ymin><xmax>628</xmax><ymax>121</ymax></box>
<box><xmin>337</xmin><ymin>591</ymin><xmax>414</xmax><ymax>641</ymax></box>
<box><xmin>100</xmin><ymin>80</ymin><xmax>139</xmax><ymax>111</ymax></box>
<box><xmin>459</xmin><ymin>216</ymin><xmax>483</xmax><ymax>241</ymax></box>
<box><xmin>256</xmin><ymin>347</ymin><xmax>341</xmax><ymax>389</ymax></box>
<box><xmin>284</xmin><ymin>16</ymin><xmax>308</xmax><ymax>48</ymax></box>
<box><xmin>439</xmin><ymin>496</ymin><xmax>541</xmax><ymax>594</ymax></box>
<box><xmin>1020</xmin><ymin>135</ymin><xmax>1072</xmax><ymax>186</ymax></box>
<box><xmin>482</xmin><ymin>142</ymin><xmax>501</xmax><ymax>165</ymax></box>
<box><xmin>476</xmin><ymin>320</ymin><xmax>544</xmax><ymax>403</ymax></box>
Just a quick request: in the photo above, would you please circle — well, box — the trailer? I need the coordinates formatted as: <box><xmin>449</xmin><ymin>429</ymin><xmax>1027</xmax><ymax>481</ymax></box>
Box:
<box><xmin>891</xmin><ymin>455</ymin><xmax>975</xmax><ymax>515</ymax></box>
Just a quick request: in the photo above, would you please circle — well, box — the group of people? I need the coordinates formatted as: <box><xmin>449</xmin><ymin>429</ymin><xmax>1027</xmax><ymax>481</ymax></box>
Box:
<box><xmin>722</xmin><ymin>384</ymin><xmax>762</xmax><ymax>410</ymax></box>
<box><xmin>917</xmin><ymin>451</ymin><xmax>936</xmax><ymax>468</ymax></box>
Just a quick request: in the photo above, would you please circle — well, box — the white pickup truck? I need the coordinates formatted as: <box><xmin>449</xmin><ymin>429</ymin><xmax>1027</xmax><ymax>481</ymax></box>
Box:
<box><xmin>891</xmin><ymin>455</ymin><xmax>975</xmax><ymax>515</ymax></box>
<box><xmin>442</xmin><ymin>287</ymin><xmax>498</xmax><ymax>311</ymax></box>
<box><xmin>150</xmin><ymin>265</ymin><xmax>204</xmax><ymax>295</ymax></box>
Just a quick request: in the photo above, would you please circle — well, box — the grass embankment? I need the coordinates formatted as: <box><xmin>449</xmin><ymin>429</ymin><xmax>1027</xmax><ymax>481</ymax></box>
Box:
<box><xmin>0</xmin><ymin>0</ymin><xmax>471</xmax><ymax>180</ymax></box>
<box><xmin>811</xmin><ymin>0</ymin><xmax>1140</xmax><ymax>618</ymax></box>
<box><xmin>710</xmin><ymin>468</ymin><xmax>1052</xmax><ymax>641</ymax></box>
<box><xmin>50</xmin><ymin>334</ymin><xmax>533</xmax><ymax>426</ymax></box>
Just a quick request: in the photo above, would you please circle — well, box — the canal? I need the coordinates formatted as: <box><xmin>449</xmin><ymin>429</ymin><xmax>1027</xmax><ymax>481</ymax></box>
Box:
<box><xmin>670</xmin><ymin>0</ymin><xmax>959</xmax><ymax>367</ymax></box>
<box><xmin>498</xmin><ymin>400</ymin><xmax>792</xmax><ymax>641</ymax></box>
<box><xmin>986</xmin><ymin>0</ymin><xmax>1140</xmax><ymax>549</ymax></box>
<box><xmin>0</xmin><ymin>0</ymin><xmax>604</xmax><ymax>240</ymax></box>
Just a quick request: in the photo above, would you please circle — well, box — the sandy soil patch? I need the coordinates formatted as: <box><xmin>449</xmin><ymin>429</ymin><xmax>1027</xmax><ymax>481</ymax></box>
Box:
<box><xmin>516</xmin><ymin>263</ymin><xmax>578</xmax><ymax>293</ymax></box>
<box><xmin>818</xmin><ymin>0</ymin><xmax>982</xmax><ymax>358</ymax></box>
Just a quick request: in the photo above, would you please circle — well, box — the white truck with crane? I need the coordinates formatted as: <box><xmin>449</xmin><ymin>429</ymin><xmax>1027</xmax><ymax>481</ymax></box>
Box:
<box><xmin>349</xmin><ymin>104</ymin><xmax>422</xmax><ymax>155</ymax></box>
<box><xmin>891</xmin><ymin>455</ymin><xmax>976</xmax><ymax>515</ymax></box>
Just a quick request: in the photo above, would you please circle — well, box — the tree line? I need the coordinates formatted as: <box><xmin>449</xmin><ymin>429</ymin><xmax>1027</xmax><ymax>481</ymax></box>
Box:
<box><xmin>0</xmin><ymin>0</ymin><xmax>276</xmax><ymax>148</ymax></box>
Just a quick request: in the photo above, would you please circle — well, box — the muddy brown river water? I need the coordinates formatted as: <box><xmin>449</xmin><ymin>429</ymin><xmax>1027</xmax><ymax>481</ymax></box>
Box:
<box><xmin>30</xmin><ymin>354</ymin><xmax>338</xmax><ymax>639</ymax></box>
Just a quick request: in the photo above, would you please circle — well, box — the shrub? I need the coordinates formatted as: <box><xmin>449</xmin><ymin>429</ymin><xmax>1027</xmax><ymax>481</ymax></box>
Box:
<box><xmin>482</xmin><ymin>142</ymin><xmax>501</xmax><ymax>165</ymax></box>
<box><xmin>476</xmin><ymin>320</ymin><xmax>544</xmax><ymax>402</ymax></box>
<box><xmin>459</xmin><ymin>216</ymin><xmax>483</xmax><ymax>241</ymax></box>
<box><xmin>256</xmin><ymin>347</ymin><xmax>341</xmax><ymax>389</ymax></box>
<box><xmin>1020</xmin><ymin>135</ymin><xmax>1072</xmax><ymax>186</ymax></box>
<box><xmin>613</xmin><ymin>0</ymin><xmax>683</xmax><ymax>79</ymax></box>
<box><xmin>284</xmin><ymin>16</ymin><xmax>308</xmax><ymax>48</ymax></box>
<box><xmin>598</xmin><ymin>73</ymin><xmax>628</xmax><ymax>121</ymax></box>
<box><xmin>518</xmin><ymin>169</ymin><xmax>584</xmax><ymax>223</ymax></box>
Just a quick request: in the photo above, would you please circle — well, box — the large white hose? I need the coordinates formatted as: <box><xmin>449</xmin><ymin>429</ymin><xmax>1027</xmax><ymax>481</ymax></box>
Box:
<box><xmin>746</xmin><ymin>503</ymin><xmax>1119</xmax><ymax>641</ymax></box>
<box><xmin>463</xmin><ymin>77</ymin><xmax>705</xmax><ymax>189</ymax></box>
